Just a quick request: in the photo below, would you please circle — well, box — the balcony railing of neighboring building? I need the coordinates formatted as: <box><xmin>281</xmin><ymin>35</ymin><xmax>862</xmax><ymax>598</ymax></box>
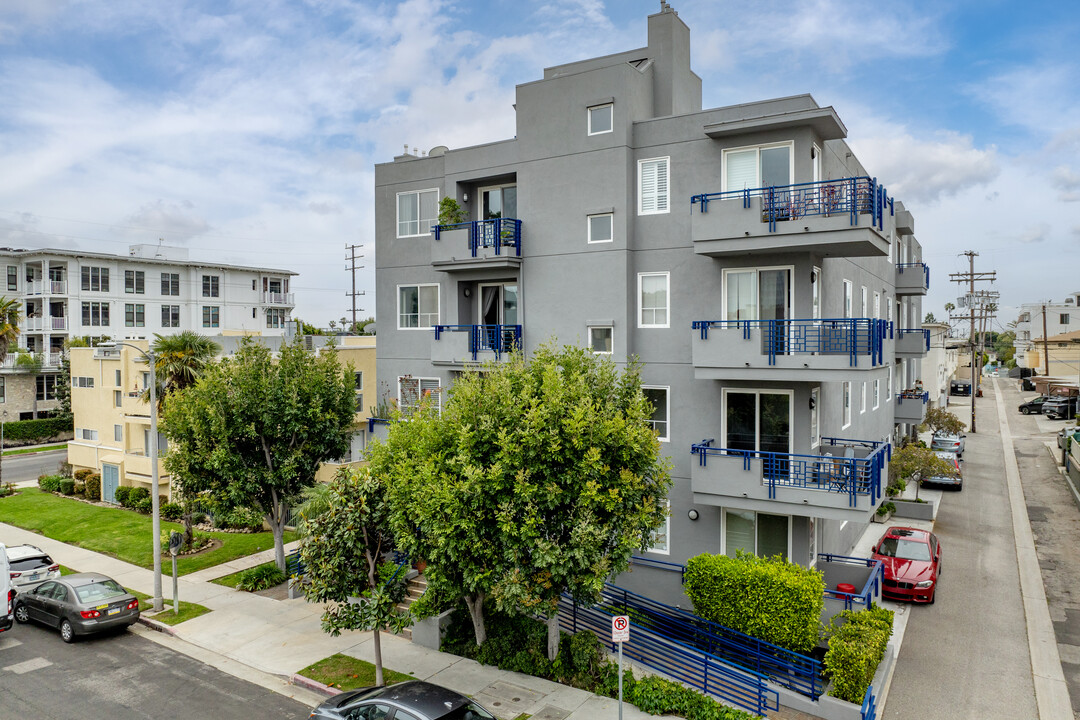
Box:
<box><xmin>690</xmin><ymin>176</ymin><xmax>893</xmax><ymax>233</ymax></box>
<box><xmin>26</xmin><ymin>280</ymin><xmax>43</xmax><ymax>296</ymax></box>
<box><xmin>51</xmin><ymin>316</ymin><xmax>67</xmax><ymax>331</ymax></box>
<box><xmin>691</xmin><ymin>437</ymin><xmax>891</xmax><ymax>508</ymax></box>
<box><xmin>46</xmin><ymin>352</ymin><xmax>63</xmax><ymax>367</ymax></box>
<box><xmin>896</xmin><ymin>328</ymin><xmax>930</xmax><ymax>352</ymax></box>
<box><xmin>691</xmin><ymin>318</ymin><xmax>889</xmax><ymax>367</ymax></box>
<box><xmin>433</xmin><ymin>324</ymin><xmax>522</xmax><ymax>361</ymax></box>
<box><xmin>433</xmin><ymin>218</ymin><xmax>522</xmax><ymax>257</ymax></box>
<box><xmin>23</xmin><ymin>317</ymin><xmax>44</xmax><ymax>332</ymax></box>
<box><xmin>895</xmin><ymin>262</ymin><xmax>930</xmax><ymax>292</ymax></box>
<box><xmin>262</xmin><ymin>292</ymin><xmax>295</xmax><ymax>305</ymax></box>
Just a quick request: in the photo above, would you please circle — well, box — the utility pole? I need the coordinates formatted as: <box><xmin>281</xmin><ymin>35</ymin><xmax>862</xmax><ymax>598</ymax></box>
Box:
<box><xmin>949</xmin><ymin>252</ymin><xmax>996</xmax><ymax>433</ymax></box>
<box><xmin>345</xmin><ymin>244</ymin><xmax>366</xmax><ymax>331</ymax></box>
<box><xmin>1042</xmin><ymin>304</ymin><xmax>1050</xmax><ymax>377</ymax></box>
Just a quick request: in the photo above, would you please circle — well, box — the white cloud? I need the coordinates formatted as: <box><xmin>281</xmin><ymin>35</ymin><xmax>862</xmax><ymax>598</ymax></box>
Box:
<box><xmin>1018</xmin><ymin>223</ymin><xmax>1050</xmax><ymax>244</ymax></box>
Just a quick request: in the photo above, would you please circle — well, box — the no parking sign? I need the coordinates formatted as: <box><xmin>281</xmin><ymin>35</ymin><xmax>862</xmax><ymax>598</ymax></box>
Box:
<box><xmin>612</xmin><ymin>615</ymin><xmax>630</xmax><ymax>643</ymax></box>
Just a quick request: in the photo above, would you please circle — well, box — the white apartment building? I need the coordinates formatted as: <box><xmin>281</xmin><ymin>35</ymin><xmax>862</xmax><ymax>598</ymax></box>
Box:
<box><xmin>1014</xmin><ymin>292</ymin><xmax>1080</xmax><ymax>368</ymax></box>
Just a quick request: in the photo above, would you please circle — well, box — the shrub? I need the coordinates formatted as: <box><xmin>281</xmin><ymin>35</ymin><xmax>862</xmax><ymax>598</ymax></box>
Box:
<box><xmin>129</xmin><ymin>486</ymin><xmax>150</xmax><ymax>503</ymax></box>
<box><xmin>221</xmin><ymin>506</ymin><xmax>264</xmax><ymax>531</ymax></box>
<box><xmin>236</xmin><ymin>564</ymin><xmax>287</xmax><ymax>592</ymax></box>
<box><xmin>73</xmin><ymin>481</ymin><xmax>85</xmax><ymax>495</ymax></box>
<box><xmin>824</xmin><ymin>605</ymin><xmax>894</xmax><ymax>703</ymax></box>
<box><xmin>630</xmin><ymin>675</ymin><xmax>754</xmax><ymax>720</ymax></box>
<box><xmin>684</xmin><ymin>551</ymin><xmax>825</xmax><ymax>654</ymax></box>
<box><xmin>192</xmin><ymin>511</ymin><xmax>207</xmax><ymax>525</ymax></box>
<box><xmin>135</xmin><ymin>497</ymin><xmax>153</xmax><ymax>514</ymax></box>
<box><xmin>38</xmin><ymin>475</ymin><xmax>62</xmax><ymax>492</ymax></box>
<box><xmin>74</xmin><ymin>468</ymin><xmax>94</xmax><ymax>482</ymax></box>
<box><xmin>161</xmin><ymin>502</ymin><xmax>183</xmax><ymax>521</ymax></box>
<box><xmin>114</xmin><ymin>486</ymin><xmax>132</xmax><ymax>507</ymax></box>
<box><xmin>0</xmin><ymin>483</ymin><xmax>16</xmax><ymax>498</ymax></box>
<box><xmin>59</xmin><ymin>478</ymin><xmax>75</xmax><ymax>495</ymax></box>
<box><xmin>85</xmin><ymin>474</ymin><xmax>101</xmax><ymax>501</ymax></box>
<box><xmin>57</xmin><ymin>461</ymin><xmax>73</xmax><ymax>478</ymax></box>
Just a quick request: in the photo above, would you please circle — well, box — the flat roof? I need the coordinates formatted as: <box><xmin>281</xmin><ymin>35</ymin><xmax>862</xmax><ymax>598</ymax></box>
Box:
<box><xmin>0</xmin><ymin>247</ymin><xmax>296</xmax><ymax>276</ymax></box>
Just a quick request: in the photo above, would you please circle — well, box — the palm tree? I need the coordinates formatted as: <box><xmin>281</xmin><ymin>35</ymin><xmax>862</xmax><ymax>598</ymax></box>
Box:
<box><xmin>142</xmin><ymin>331</ymin><xmax>221</xmax><ymax>411</ymax></box>
<box><xmin>0</xmin><ymin>296</ymin><xmax>21</xmax><ymax>363</ymax></box>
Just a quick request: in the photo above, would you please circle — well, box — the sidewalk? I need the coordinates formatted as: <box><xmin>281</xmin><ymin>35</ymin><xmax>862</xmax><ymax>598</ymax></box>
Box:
<box><xmin>0</xmin><ymin>521</ymin><xmax>671</xmax><ymax>719</ymax></box>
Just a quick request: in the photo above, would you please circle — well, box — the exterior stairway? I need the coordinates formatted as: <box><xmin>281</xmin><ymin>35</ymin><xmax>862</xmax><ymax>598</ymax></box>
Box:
<box><xmin>394</xmin><ymin>572</ymin><xmax>427</xmax><ymax>640</ymax></box>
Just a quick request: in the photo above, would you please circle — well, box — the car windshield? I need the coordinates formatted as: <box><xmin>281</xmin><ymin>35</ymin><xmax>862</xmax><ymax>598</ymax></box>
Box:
<box><xmin>877</xmin><ymin>537</ymin><xmax>932</xmax><ymax>562</ymax></box>
<box><xmin>74</xmin><ymin>579</ymin><xmax>127</xmax><ymax>604</ymax></box>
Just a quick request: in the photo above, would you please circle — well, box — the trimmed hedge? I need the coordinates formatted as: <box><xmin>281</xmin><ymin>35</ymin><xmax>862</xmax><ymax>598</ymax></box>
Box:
<box><xmin>824</xmin><ymin>605</ymin><xmax>894</xmax><ymax>703</ymax></box>
<box><xmin>161</xmin><ymin>502</ymin><xmax>183</xmax><ymax>521</ymax></box>
<box><xmin>684</xmin><ymin>552</ymin><xmax>826</xmax><ymax>654</ymax></box>
<box><xmin>115</xmin><ymin>486</ymin><xmax>132</xmax><ymax>507</ymax></box>
<box><xmin>74</xmin><ymin>468</ymin><xmax>94</xmax><ymax>482</ymax></box>
<box><xmin>3</xmin><ymin>417</ymin><xmax>73</xmax><ymax>443</ymax></box>
<box><xmin>59</xmin><ymin>478</ymin><xmax>75</xmax><ymax>495</ymax></box>
<box><xmin>38</xmin><ymin>475</ymin><xmax>63</xmax><ymax>492</ymax></box>
<box><xmin>85</xmin><ymin>474</ymin><xmax>101</xmax><ymax>501</ymax></box>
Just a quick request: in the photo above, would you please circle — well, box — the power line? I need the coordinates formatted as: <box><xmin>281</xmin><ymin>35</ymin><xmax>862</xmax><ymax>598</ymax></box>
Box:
<box><xmin>948</xmin><ymin>252</ymin><xmax>996</xmax><ymax>434</ymax></box>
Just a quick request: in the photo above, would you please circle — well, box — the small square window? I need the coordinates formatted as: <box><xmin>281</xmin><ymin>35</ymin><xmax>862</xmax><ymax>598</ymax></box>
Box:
<box><xmin>587</xmin><ymin>214</ymin><xmax>613</xmax><ymax>244</ymax></box>
<box><xmin>114</xmin><ymin>425</ymin><xmax>123</xmax><ymax>442</ymax></box>
<box><xmin>588</xmin><ymin>103</ymin><xmax>613</xmax><ymax>135</ymax></box>
<box><xmin>588</xmin><ymin>327</ymin><xmax>613</xmax><ymax>354</ymax></box>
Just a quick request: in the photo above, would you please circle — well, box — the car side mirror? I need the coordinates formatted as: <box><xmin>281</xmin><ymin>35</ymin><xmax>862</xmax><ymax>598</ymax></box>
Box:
<box><xmin>871</xmin><ymin>544</ymin><xmax>878</xmax><ymax>554</ymax></box>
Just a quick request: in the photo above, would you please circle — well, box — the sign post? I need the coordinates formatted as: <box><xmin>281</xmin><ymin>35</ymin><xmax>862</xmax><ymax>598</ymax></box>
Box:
<box><xmin>612</xmin><ymin>615</ymin><xmax>630</xmax><ymax>720</ymax></box>
<box><xmin>168</xmin><ymin>531</ymin><xmax>182</xmax><ymax>616</ymax></box>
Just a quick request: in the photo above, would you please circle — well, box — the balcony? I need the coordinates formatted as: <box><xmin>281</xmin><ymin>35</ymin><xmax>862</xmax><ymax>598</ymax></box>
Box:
<box><xmin>894</xmin><ymin>390</ymin><xmax>929</xmax><ymax>425</ymax></box>
<box><xmin>23</xmin><ymin>317</ymin><xmax>44</xmax><ymax>332</ymax></box>
<box><xmin>22</xmin><ymin>316</ymin><xmax>66</xmax><ymax>332</ymax></box>
<box><xmin>431</xmin><ymin>219</ymin><xmax>522</xmax><ymax>272</ymax></box>
<box><xmin>895</xmin><ymin>329</ymin><xmax>929</xmax><ymax>358</ymax></box>
<box><xmin>895</xmin><ymin>263</ymin><xmax>929</xmax><ymax>296</ymax></box>
<box><xmin>690</xmin><ymin>318</ymin><xmax>887</xmax><ymax>381</ymax></box>
<box><xmin>432</xmin><ymin>324</ymin><xmax>521</xmax><ymax>365</ymax></box>
<box><xmin>51</xmin><ymin>316</ymin><xmax>67</xmax><ymax>331</ymax></box>
<box><xmin>262</xmin><ymin>292</ymin><xmax>295</xmax><ymax>305</ymax></box>
<box><xmin>689</xmin><ymin>177</ymin><xmax>892</xmax><ymax>258</ymax></box>
<box><xmin>690</xmin><ymin>437</ymin><xmax>891</xmax><ymax>522</ymax></box>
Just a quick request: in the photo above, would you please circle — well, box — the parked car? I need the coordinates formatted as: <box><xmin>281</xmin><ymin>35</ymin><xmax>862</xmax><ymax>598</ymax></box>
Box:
<box><xmin>1044</xmin><ymin>396</ymin><xmax>1078</xmax><ymax>421</ymax></box>
<box><xmin>12</xmin><ymin>573</ymin><xmax>140</xmax><ymax>643</ymax></box>
<box><xmin>931</xmin><ymin>433</ymin><xmax>966</xmax><ymax>455</ymax></box>
<box><xmin>6</xmin><ymin>545</ymin><xmax>60</xmax><ymax>594</ymax></box>
<box><xmin>0</xmin><ymin>544</ymin><xmax>12</xmax><ymax>635</ymax></box>
<box><xmin>1018</xmin><ymin>396</ymin><xmax>1050</xmax><ymax>415</ymax></box>
<box><xmin>310</xmin><ymin>681</ymin><xmax>497</xmax><ymax>720</ymax></box>
<box><xmin>1021</xmin><ymin>377</ymin><xmax>1037</xmax><ymax>391</ymax></box>
<box><xmin>871</xmin><ymin>527</ymin><xmax>941</xmax><ymax>604</ymax></box>
<box><xmin>933</xmin><ymin>450</ymin><xmax>962</xmax><ymax>475</ymax></box>
<box><xmin>950</xmin><ymin>380</ymin><xmax>971</xmax><ymax>396</ymax></box>
<box><xmin>920</xmin><ymin>472</ymin><xmax>963</xmax><ymax>491</ymax></box>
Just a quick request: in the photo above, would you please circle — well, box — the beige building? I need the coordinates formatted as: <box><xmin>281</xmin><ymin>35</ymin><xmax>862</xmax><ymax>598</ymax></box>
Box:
<box><xmin>68</xmin><ymin>335</ymin><xmax>376</xmax><ymax>503</ymax></box>
<box><xmin>1026</xmin><ymin>330</ymin><xmax>1080</xmax><ymax>380</ymax></box>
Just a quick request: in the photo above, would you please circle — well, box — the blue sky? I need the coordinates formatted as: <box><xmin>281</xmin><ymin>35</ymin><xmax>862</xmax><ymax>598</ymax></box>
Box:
<box><xmin>1</xmin><ymin>0</ymin><xmax>1077</xmax><ymax>330</ymax></box>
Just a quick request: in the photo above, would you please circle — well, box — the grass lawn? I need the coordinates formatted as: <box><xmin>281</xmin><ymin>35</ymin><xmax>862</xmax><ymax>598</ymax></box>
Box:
<box><xmin>298</xmin><ymin>653</ymin><xmax>415</xmax><ymax>691</ymax></box>
<box><xmin>126</xmin><ymin>588</ymin><xmax>212</xmax><ymax>626</ymax></box>
<box><xmin>3</xmin><ymin>443</ymin><xmax>67</xmax><ymax>457</ymax></box>
<box><xmin>211</xmin><ymin>560</ymin><xmax>276</xmax><ymax>589</ymax></box>
<box><xmin>0</xmin><ymin>488</ymin><xmax>295</xmax><ymax>576</ymax></box>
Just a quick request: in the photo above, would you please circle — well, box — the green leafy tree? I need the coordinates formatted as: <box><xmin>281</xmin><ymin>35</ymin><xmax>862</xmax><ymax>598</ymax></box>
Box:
<box><xmin>924</xmin><ymin>312</ymin><xmax>937</xmax><ymax>324</ymax></box>
<box><xmin>299</xmin><ymin>467</ymin><xmax>410</xmax><ymax>686</ymax></box>
<box><xmin>53</xmin><ymin>354</ymin><xmax>73</xmax><ymax>421</ymax></box>
<box><xmin>162</xmin><ymin>338</ymin><xmax>355</xmax><ymax>571</ymax></box>
<box><xmin>889</xmin><ymin>443</ymin><xmax>959</xmax><ymax>499</ymax></box>
<box><xmin>369</xmin><ymin>343</ymin><xmax>671</xmax><ymax>657</ymax></box>
<box><xmin>0</xmin><ymin>296</ymin><xmax>20</xmax><ymax>362</ymax></box>
<box><xmin>920</xmin><ymin>406</ymin><xmax>965</xmax><ymax>436</ymax></box>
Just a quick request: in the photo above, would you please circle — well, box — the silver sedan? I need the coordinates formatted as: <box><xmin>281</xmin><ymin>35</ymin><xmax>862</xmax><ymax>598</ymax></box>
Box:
<box><xmin>13</xmin><ymin>573</ymin><xmax>140</xmax><ymax>643</ymax></box>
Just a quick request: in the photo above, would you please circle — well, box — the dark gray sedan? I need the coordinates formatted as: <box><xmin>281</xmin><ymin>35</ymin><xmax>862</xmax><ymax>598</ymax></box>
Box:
<box><xmin>310</xmin><ymin>681</ymin><xmax>496</xmax><ymax>720</ymax></box>
<box><xmin>13</xmin><ymin>573</ymin><xmax>140</xmax><ymax>643</ymax></box>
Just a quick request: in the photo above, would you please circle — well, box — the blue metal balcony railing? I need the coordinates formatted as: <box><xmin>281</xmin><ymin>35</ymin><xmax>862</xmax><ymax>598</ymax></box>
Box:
<box><xmin>896</xmin><ymin>262</ymin><xmax>930</xmax><ymax>290</ymax></box>
<box><xmin>690</xmin><ymin>176</ymin><xmax>893</xmax><ymax>233</ymax></box>
<box><xmin>692</xmin><ymin>318</ymin><xmax>888</xmax><ymax>367</ymax></box>
<box><xmin>691</xmin><ymin>437</ymin><xmax>891</xmax><ymax>508</ymax></box>
<box><xmin>896</xmin><ymin>390</ymin><xmax>929</xmax><ymax>406</ymax></box>
<box><xmin>433</xmin><ymin>324</ymin><xmax>522</xmax><ymax>361</ymax></box>
<box><xmin>897</xmin><ymin>328</ymin><xmax>930</xmax><ymax>352</ymax></box>
<box><xmin>819</xmin><ymin>554</ymin><xmax>884</xmax><ymax>612</ymax></box>
<box><xmin>433</xmin><ymin>218</ymin><xmax>522</xmax><ymax>257</ymax></box>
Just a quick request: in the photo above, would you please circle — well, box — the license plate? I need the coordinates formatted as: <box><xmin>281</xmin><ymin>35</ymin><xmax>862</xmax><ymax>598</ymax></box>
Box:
<box><xmin>27</xmin><ymin>573</ymin><xmax>39</xmax><ymax>582</ymax></box>
<box><xmin>107</xmin><ymin>608</ymin><xmax>121</xmax><ymax>616</ymax></box>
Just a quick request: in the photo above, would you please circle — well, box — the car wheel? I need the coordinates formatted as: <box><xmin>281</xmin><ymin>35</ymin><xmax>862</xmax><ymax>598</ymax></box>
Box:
<box><xmin>1021</xmin><ymin>408</ymin><xmax>1031</xmax><ymax>415</ymax></box>
<box><xmin>60</xmin><ymin>619</ymin><xmax>76</xmax><ymax>643</ymax></box>
<box><xmin>13</xmin><ymin>604</ymin><xmax>29</xmax><ymax>624</ymax></box>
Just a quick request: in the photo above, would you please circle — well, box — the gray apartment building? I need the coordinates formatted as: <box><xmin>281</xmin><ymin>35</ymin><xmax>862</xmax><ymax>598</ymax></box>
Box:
<box><xmin>374</xmin><ymin>5</ymin><xmax>928</xmax><ymax>604</ymax></box>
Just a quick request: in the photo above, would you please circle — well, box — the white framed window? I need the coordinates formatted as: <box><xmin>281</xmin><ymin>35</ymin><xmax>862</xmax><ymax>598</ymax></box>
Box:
<box><xmin>587</xmin><ymin>213</ymin><xmax>613</xmax><ymax>244</ymax></box>
<box><xmin>588</xmin><ymin>326</ymin><xmax>613</xmax><ymax>354</ymax></box>
<box><xmin>873</xmin><ymin>292</ymin><xmax>881</xmax><ymax>320</ymax></box>
<box><xmin>723</xmin><ymin>509</ymin><xmax>790</xmax><ymax>560</ymax></box>
<box><xmin>887</xmin><ymin>296</ymin><xmax>893</xmax><ymax>325</ymax></box>
<box><xmin>114</xmin><ymin>424</ymin><xmax>123</xmax><ymax>442</ymax></box>
<box><xmin>587</xmin><ymin>103</ymin><xmax>613</xmax><ymax>136</ymax></box>
<box><xmin>860</xmin><ymin>382</ymin><xmax>867</xmax><ymax>413</ymax></box>
<box><xmin>638</xmin><ymin>272</ymin><xmax>669</xmax><ymax>328</ymax></box>
<box><xmin>115</xmin><ymin>369</ymin><xmax>121</xmax><ymax>386</ymax></box>
<box><xmin>76</xmin><ymin>428</ymin><xmax>98</xmax><ymax>441</ymax></box>
<box><xmin>887</xmin><ymin>365</ymin><xmax>893</xmax><ymax>402</ymax></box>
<box><xmin>398</xmin><ymin>284</ymin><xmax>440</xmax><ymax>329</ymax></box>
<box><xmin>0</xmin><ymin>376</ymin><xmax>5</xmax><ymax>402</ymax></box>
<box><xmin>860</xmin><ymin>286</ymin><xmax>868</xmax><ymax>318</ymax></box>
<box><xmin>721</xmin><ymin>388</ymin><xmax>792</xmax><ymax>455</ymax></box>
<box><xmin>722</xmin><ymin>141</ymin><xmax>794</xmax><ymax>192</ymax></box>
<box><xmin>396</xmin><ymin>188</ymin><xmax>439</xmax><ymax>238</ymax></box>
<box><xmin>647</xmin><ymin>499</ymin><xmax>670</xmax><ymax>555</ymax></box>
<box><xmin>812</xmin><ymin>267</ymin><xmax>821</xmax><ymax>320</ymax></box>
<box><xmin>73</xmin><ymin>376</ymin><xmax>95</xmax><ymax>389</ymax></box>
<box><xmin>843</xmin><ymin>280</ymin><xmax>853</xmax><ymax>319</ymax></box>
<box><xmin>399</xmin><ymin>376</ymin><xmax>441</xmax><ymax>417</ymax></box>
<box><xmin>643</xmin><ymin>386</ymin><xmax>669</xmax><ymax>442</ymax></box>
<box><xmin>842</xmin><ymin>381</ymin><xmax>852</xmax><ymax>428</ymax></box>
<box><xmin>638</xmin><ymin>157</ymin><xmax>669</xmax><ymax>215</ymax></box>
<box><xmin>722</xmin><ymin>267</ymin><xmax>793</xmax><ymax>321</ymax></box>
<box><xmin>810</xmin><ymin>387</ymin><xmax>820</xmax><ymax>448</ymax></box>
<box><xmin>873</xmin><ymin>379</ymin><xmax>880</xmax><ymax>409</ymax></box>
<box><xmin>808</xmin><ymin>516</ymin><xmax>818</xmax><ymax>567</ymax></box>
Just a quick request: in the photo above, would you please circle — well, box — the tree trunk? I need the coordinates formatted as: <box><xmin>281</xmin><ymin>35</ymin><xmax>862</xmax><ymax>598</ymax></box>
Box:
<box><xmin>269</xmin><ymin>505</ymin><xmax>287</xmax><ymax>573</ymax></box>
<box><xmin>547</xmin><ymin>611</ymin><xmax>560</xmax><ymax>661</ymax></box>
<box><xmin>373</xmin><ymin>628</ymin><xmax>384</xmax><ymax>686</ymax></box>
<box><xmin>182</xmin><ymin>509</ymin><xmax>194</xmax><ymax>548</ymax></box>
<box><xmin>463</xmin><ymin>592</ymin><xmax>487</xmax><ymax>646</ymax></box>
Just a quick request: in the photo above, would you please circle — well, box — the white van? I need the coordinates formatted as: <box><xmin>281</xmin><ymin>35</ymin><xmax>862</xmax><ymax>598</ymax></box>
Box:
<box><xmin>0</xmin><ymin>543</ymin><xmax>12</xmax><ymax>634</ymax></box>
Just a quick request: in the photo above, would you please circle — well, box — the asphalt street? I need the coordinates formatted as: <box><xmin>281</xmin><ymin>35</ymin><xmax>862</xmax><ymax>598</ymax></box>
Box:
<box><xmin>1</xmin><ymin>449</ymin><xmax>67</xmax><ymax>486</ymax></box>
<box><xmin>0</xmin><ymin>621</ymin><xmax>312</xmax><ymax>719</ymax></box>
<box><xmin>882</xmin><ymin>382</ymin><xmax>1038</xmax><ymax>719</ymax></box>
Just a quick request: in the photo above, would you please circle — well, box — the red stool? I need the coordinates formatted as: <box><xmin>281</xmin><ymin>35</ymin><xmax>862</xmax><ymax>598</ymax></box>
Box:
<box><xmin>836</xmin><ymin>583</ymin><xmax>857</xmax><ymax>594</ymax></box>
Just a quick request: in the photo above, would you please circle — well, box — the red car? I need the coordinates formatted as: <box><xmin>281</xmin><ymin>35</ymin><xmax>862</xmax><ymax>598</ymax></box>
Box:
<box><xmin>871</xmin><ymin>527</ymin><xmax>941</xmax><ymax>604</ymax></box>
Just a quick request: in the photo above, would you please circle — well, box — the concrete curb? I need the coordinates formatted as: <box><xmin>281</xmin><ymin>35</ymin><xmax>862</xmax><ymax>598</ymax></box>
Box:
<box><xmin>137</xmin><ymin>615</ymin><xmax>178</xmax><ymax>636</ymax></box>
<box><xmin>290</xmin><ymin>673</ymin><xmax>342</xmax><ymax>697</ymax></box>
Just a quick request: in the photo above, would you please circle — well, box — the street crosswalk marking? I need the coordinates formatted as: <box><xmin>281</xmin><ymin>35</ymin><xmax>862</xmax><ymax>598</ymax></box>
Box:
<box><xmin>0</xmin><ymin>637</ymin><xmax>23</xmax><ymax>649</ymax></box>
<box><xmin>3</xmin><ymin>657</ymin><xmax>52</xmax><ymax>674</ymax></box>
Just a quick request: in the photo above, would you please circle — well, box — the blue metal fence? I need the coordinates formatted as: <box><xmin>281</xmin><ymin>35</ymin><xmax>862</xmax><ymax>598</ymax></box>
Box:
<box><xmin>896</xmin><ymin>262</ymin><xmax>929</xmax><ymax>290</ymax></box>
<box><xmin>819</xmin><ymin>554</ymin><xmax>884</xmax><ymax>612</ymax></box>
<box><xmin>691</xmin><ymin>437</ymin><xmax>890</xmax><ymax>507</ymax></box>
<box><xmin>895</xmin><ymin>390</ymin><xmax>929</xmax><ymax>407</ymax></box>
<box><xmin>861</xmin><ymin>684</ymin><xmax>878</xmax><ymax>720</ymax></box>
<box><xmin>286</xmin><ymin>549</ymin><xmax>306</xmax><ymax>579</ymax></box>
<box><xmin>897</xmin><ymin>328</ymin><xmax>930</xmax><ymax>352</ymax></box>
<box><xmin>690</xmin><ymin>176</ymin><xmax>892</xmax><ymax>233</ymax></box>
<box><xmin>691</xmin><ymin>318</ymin><xmax>887</xmax><ymax>367</ymax></box>
<box><xmin>433</xmin><ymin>218</ymin><xmax>522</xmax><ymax>257</ymax></box>
<box><xmin>433</xmin><ymin>324</ymin><xmax>522</xmax><ymax>361</ymax></box>
<box><xmin>558</xmin><ymin>593</ymin><xmax>780</xmax><ymax>716</ymax></box>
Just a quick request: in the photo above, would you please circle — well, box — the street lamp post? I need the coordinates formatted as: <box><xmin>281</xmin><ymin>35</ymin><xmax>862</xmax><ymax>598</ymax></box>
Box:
<box><xmin>101</xmin><ymin>341</ymin><xmax>162</xmax><ymax>612</ymax></box>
